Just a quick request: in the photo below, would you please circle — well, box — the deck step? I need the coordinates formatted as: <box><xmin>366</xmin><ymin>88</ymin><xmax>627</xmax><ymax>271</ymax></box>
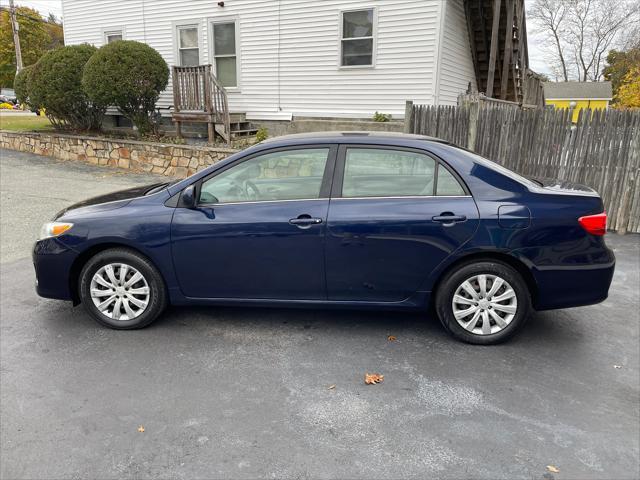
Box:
<box><xmin>231</xmin><ymin>128</ymin><xmax>259</xmax><ymax>137</ymax></box>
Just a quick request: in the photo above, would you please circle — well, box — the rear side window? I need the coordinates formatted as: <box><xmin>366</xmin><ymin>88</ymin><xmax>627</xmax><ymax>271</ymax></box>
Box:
<box><xmin>342</xmin><ymin>148</ymin><xmax>436</xmax><ymax>197</ymax></box>
<box><xmin>436</xmin><ymin>166</ymin><xmax>466</xmax><ymax>195</ymax></box>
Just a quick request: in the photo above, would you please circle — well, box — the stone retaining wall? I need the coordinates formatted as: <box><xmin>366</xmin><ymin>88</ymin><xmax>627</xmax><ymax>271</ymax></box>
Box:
<box><xmin>0</xmin><ymin>130</ymin><xmax>237</xmax><ymax>178</ymax></box>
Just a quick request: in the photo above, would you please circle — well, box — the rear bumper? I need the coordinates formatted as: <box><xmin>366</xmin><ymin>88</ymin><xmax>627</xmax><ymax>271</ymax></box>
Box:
<box><xmin>532</xmin><ymin>256</ymin><xmax>615</xmax><ymax>311</ymax></box>
<box><xmin>32</xmin><ymin>238</ymin><xmax>78</xmax><ymax>301</ymax></box>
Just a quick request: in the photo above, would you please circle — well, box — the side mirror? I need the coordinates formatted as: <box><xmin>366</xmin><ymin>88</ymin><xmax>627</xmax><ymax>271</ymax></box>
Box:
<box><xmin>181</xmin><ymin>185</ymin><xmax>196</xmax><ymax>208</ymax></box>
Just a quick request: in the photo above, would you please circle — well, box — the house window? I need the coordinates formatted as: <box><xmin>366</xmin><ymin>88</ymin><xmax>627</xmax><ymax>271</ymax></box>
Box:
<box><xmin>177</xmin><ymin>25</ymin><xmax>200</xmax><ymax>66</ymax></box>
<box><xmin>212</xmin><ymin>21</ymin><xmax>237</xmax><ymax>87</ymax></box>
<box><xmin>341</xmin><ymin>9</ymin><xmax>374</xmax><ymax>67</ymax></box>
<box><xmin>105</xmin><ymin>30</ymin><xmax>123</xmax><ymax>43</ymax></box>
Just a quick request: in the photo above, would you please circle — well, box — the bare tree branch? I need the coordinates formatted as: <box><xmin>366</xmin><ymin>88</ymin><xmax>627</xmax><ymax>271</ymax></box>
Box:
<box><xmin>529</xmin><ymin>0</ymin><xmax>640</xmax><ymax>81</ymax></box>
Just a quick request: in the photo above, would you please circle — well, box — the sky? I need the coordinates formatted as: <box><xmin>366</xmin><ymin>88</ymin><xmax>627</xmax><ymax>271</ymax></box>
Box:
<box><xmin>2</xmin><ymin>0</ymin><xmax>553</xmax><ymax>76</ymax></box>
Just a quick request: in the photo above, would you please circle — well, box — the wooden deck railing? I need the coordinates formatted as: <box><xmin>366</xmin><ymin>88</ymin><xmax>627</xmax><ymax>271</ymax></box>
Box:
<box><xmin>171</xmin><ymin>65</ymin><xmax>230</xmax><ymax>143</ymax></box>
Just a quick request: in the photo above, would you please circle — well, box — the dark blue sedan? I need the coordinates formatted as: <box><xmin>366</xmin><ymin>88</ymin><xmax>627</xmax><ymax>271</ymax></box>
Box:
<box><xmin>33</xmin><ymin>132</ymin><xmax>615</xmax><ymax>344</ymax></box>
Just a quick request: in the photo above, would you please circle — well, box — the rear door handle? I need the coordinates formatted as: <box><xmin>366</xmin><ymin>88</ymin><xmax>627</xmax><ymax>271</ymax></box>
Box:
<box><xmin>432</xmin><ymin>214</ymin><xmax>467</xmax><ymax>224</ymax></box>
<box><xmin>289</xmin><ymin>214</ymin><xmax>323</xmax><ymax>228</ymax></box>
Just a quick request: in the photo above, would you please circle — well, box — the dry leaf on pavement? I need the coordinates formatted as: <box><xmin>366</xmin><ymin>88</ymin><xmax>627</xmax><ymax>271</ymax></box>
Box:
<box><xmin>546</xmin><ymin>465</ymin><xmax>559</xmax><ymax>473</ymax></box>
<box><xmin>387</xmin><ymin>335</ymin><xmax>397</xmax><ymax>341</ymax></box>
<box><xmin>365</xmin><ymin>373</ymin><xmax>384</xmax><ymax>385</ymax></box>
<box><xmin>137</xmin><ymin>425</ymin><xmax>145</xmax><ymax>433</ymax></box>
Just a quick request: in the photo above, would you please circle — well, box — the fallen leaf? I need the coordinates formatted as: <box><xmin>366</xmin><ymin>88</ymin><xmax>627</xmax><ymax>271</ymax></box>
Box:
<box><xmin>137</xmin><ymin>425</ymin><xmax>145</xmax><ymax>433</ymax></box>
<box><xmin>364</xmin><ymin>373</ymin><xmax>384</xmax><ymax>385</ymax></box>
<box><xmin>387</xmin><ymin>335</ymin><xmax>397</xmax><ymax>341</ymax></box>
<box><xmin>614</xmin><ymin>365</ymin><xmax>622</xmax><ymax>369</ymax></box>
<box><xmin>546</xmin><ymin>465</ymin><xmax>559</xmax><ymax>473</ymax></box>
<box><xmin>328</xmin><ymin>384</ymin><xmax>336</xmax><ymax>390</ymax></box>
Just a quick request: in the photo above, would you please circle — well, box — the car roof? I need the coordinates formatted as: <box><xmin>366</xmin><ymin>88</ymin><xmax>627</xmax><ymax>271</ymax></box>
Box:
<box><xmin>259</xmin><ymin>131</ymin><xmax>449</xmax><ymax>146</ymax></box>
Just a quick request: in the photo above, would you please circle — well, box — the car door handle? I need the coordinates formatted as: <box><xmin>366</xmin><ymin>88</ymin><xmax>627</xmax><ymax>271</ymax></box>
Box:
<box><xmin>289</xmin><ymin>215</ymin><xmax>323</xmax><ymax>228</ymax></box>
<box><xmin>432</xmin><ymin>213</ymin><xmax>467</xmax><ymax>224</ymax></box>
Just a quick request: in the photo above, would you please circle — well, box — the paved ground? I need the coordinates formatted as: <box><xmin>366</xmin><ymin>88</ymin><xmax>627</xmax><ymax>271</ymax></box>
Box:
<box><xmin>0</xmin><ymin>149</ymin><xmax>168</xmax><ymax>263</ymax></box>
<box><xmin>1</xmin><ymin>149</ymin><xmax>639</xmax><ymax>479</ymax></box>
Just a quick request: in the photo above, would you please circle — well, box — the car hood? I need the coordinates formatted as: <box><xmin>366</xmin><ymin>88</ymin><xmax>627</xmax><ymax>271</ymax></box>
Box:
<box><xmin>55</xmin><ymin>183</ymin><xmax>165</xmax><ymax>219</ymax></box>
<box><xmin>526</xmin><ymin>176</ymin><xmax>599</xmax><ymax>196</ymax></box>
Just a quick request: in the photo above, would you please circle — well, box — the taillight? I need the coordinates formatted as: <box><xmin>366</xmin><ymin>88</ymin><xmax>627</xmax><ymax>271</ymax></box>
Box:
<box><xmin>578</xmin><ymin>212</ymin><xmax>607</xmax><ymax>236</ymax></box>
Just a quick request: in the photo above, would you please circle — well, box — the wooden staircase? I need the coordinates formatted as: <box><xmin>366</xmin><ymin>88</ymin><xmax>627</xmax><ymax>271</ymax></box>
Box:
<box><xmin>465</xmin><ymin>0</ymin><xmax>543</xmax><ymax>107</ymax></box>
<box><xmin>171</xmin><ymin>65</ymin><xmax>232</xmax><ymax>144</ymax></box>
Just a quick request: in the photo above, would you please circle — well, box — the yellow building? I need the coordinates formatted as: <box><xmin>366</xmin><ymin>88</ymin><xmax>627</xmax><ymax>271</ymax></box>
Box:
<box><xmin>543</xmin><ymin>82</ymin><xmax>613</xmax><ymax>122</ymax></box>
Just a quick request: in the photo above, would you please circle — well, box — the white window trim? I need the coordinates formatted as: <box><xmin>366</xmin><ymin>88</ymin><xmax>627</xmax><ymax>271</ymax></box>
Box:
<box><xmin>338</xmin><ymin>7</ymin><xmax>377</xmax><ymax>70</ymax></box>
<box><xmin>172</xmin><ymin>21</ymin><xmax>203</xmax><ymax>67</ymax></box>
<box><xmin>207</xmin><ymin>16</ymin><xmax>241</xmax><ymax>92</ymax></box>
<box><xmin>102</xmin><ymin>27</ymin><xmax>125</xmax><ymax>45</ymax></box>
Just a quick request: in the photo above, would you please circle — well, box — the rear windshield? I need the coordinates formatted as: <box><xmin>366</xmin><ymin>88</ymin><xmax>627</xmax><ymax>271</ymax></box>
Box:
<box><xmin>450</xmin><ymin>146</ymin><xmax>540</xmax><ymax>189</ymax></box>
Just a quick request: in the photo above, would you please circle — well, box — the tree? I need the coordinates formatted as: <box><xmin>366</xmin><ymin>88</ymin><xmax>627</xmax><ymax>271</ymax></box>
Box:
<box><xmin>13</xmin><ymin>63</ymin><xmax>32</xmax><ymax>106</ymax></box>
<box><xmin>603</xmin><ymin>47</ymin><xmax>640</xmax><ymax>97</ymax></box>
<box><xmin>529</xmin><ymin>0</ymin><xmax>570</xmax><ymax>81</ymax></box>
<box><xmin>529</xmin><ymin>0</ymin><xmax>640</xmax><ymax>81</ymax></box>
<box><xmin>615</xmin><ymin>66</ymin><xmax>640</xmax><ymax>108</ymax></box>
<box><xmin>29</xmin><ymin>45</ymin><xmax>106</xmax><ymax>131</ymax></box>
<box><xmin>0</xmin><ymin>6</ymin><xmax>63</xmax><ymax>88</ymax></box>
<box><xmin>82</xmin><ymin>41</ymin><xmax>169</xmax><ymax>135</ymax></box>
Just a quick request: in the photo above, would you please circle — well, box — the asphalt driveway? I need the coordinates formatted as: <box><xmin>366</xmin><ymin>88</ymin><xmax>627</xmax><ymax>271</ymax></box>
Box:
<box><xmin>1</xmin><ymin>148</ymin><xmax>639</xmax><ymax>479</ymax></box>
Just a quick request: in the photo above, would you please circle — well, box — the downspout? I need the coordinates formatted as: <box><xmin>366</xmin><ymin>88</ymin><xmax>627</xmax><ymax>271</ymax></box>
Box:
<box><xmin>433</xmin><ymin>0</ymin><xmax>448</xmax><ymax>105</ymax></box>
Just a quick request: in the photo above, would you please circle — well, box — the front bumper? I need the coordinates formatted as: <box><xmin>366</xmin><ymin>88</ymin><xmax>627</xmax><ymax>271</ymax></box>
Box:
<box><xmin>32</xmin><ymin>238</ymin><xmax>78</xmax><ymax>301</ymax></box>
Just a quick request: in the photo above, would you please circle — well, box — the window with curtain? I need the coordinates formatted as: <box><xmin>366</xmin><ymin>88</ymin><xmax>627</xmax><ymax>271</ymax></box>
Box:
<box><xmin>105</xmin><ymin>30</ymin><xmax>123</xmax><ymax>43</ymax></box>
<box><xmin>212</xmin><ymin>22</ymin><xmax>237</xmax><ymax>87</ymax></box>
<box><xmin>341</xmin><ymin>9</ymin><xmax>374</xmax><ymax>66</ymax></box>
<box><xmin>177</xmin><ymin>26</ymin><xmax>199</xmax><ymax>66</ymax></box>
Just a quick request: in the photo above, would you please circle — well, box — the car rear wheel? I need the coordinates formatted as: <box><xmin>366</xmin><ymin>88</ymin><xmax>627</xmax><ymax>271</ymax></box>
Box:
<box><xmin>435</xmin><ymin>260</ymin><xmax>531</xmax><ymax>344</ymax></box>
<box><xmin>79</xmin><ymin>248</ymin><xmax>167</xmax><ymax>329</ymax></box>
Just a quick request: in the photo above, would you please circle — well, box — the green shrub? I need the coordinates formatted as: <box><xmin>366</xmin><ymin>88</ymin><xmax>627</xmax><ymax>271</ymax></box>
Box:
<box><xmin>13</xmin><ymin>65</ymin><xmax>33</xmax><ymax>107</ymax></box>
<box><xmin>255</xmin><ymin>127</ymin><xmax>269</xmax><ymax>142</ymax></box>
<box><xmin>28</xmin><ymin>45</ymin><xmax>105</xmax><ymax>131</ymax></box>
<box><xmin>82</xmin><ymin>41</ymin><xmax>169</xmax><ymax>135</ymax></box>
<box><xmin>373</xmin><ymin>111</ymin><xmax>391</xmax><ymax>122</ymax></box>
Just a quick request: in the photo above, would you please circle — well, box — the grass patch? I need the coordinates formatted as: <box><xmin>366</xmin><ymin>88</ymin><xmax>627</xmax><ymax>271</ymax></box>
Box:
<box><xmin>0</xmin><ymin>115</ymin><xmax>53</xmax><ymax>131</ymax></box>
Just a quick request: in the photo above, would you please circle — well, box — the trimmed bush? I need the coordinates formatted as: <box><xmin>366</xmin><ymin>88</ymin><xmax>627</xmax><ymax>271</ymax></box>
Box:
<box><xmin>82</xmin><ymin>41</ymin><xmax>169</xmax><ymax>135</ymax></box>
<box><xmin>13</xmin><ymin>65</ymin><xmax>33</xmax><ymax>107</ymax></box>
<box><xmin>28</xmin><ymin>45</ymin><xmax>106</xmax><ymax>131</ymax></box>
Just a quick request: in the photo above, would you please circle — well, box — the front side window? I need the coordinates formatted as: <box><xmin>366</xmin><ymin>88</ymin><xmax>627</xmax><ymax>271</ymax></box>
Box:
<box><xmin>199</xmin><ymin>149</ymin><xmax>329</xmax><ymax>204</ymax></box>
<box><xmin>342</xmin><ymin>148</ymin><xmax>436</xmax><ymax>197</ymax></box>
<box><xmin>178</xmin><ymin>26</ymin><xmax>199</xmax><ymax>66</ymax></box>
<box><xmin>105</xmin><ymin>30</ymin><xmax>123</xmax><ymax>43</ymax></box>
<box><xmin>212</xmin><ymin>22</ymin><xmax>237</xmax><ymax>87</ymax></box>
<box><xmin>341</xmin><ymin>9</ymin><xmax>374</xmax><ymax>66</ymax></box>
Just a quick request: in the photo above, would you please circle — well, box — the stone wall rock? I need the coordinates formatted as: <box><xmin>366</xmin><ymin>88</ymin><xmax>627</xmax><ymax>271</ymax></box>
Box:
<box><xmin>0</xmin><ymin>131</ymin><xmax>237</xmax><ymax>179</ymax></box>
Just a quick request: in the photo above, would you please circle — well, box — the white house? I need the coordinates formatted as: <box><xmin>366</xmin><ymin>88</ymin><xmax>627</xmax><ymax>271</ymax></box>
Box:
<box><xmin>61</xmin><ymin>0</ymin><xmax>479</xmax><ymax>123</ymax></box>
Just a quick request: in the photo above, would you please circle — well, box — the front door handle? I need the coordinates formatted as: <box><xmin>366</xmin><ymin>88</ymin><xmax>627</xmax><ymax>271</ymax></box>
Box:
<box><xmin>432</xmin><ymin>213</ymin><xmax>467</xmax><ymax>224</ymax></box>
<box><xmin>289</xmin><ymin>214</ymin><xmax>323</xmax><ymax>228</ymax></box>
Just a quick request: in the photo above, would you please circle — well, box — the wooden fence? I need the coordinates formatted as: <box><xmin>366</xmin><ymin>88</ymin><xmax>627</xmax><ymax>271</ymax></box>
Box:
<box><xmin>405</xmin><ymin>100</ymin><xmax>640</xmax><ymax>234</ymax></box>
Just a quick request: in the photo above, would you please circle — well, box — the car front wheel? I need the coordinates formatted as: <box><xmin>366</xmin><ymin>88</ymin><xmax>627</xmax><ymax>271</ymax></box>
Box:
<box><xmin>79</xmin><ymin>248</ymin><xmax>167</xmax><ymax>329</ymax></box>
<box><xmin>435</xmin><ymin>260</ymin><xmax>531</xmax><ymax>345</ymax></box>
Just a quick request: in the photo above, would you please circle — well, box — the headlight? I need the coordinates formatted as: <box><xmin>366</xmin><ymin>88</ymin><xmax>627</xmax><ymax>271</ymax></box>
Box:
<box><xmin>39</xmin><ymin>222</ymin><xmax>73</xmax><ymax>240</ymax></box>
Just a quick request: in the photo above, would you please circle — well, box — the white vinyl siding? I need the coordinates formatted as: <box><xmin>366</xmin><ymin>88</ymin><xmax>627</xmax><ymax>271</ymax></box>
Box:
<box><xmin>436</xmin><ymin>0</ymin><xmax>476</xmax><ymax>105</ymax></box>
<box><xmin>62</xmin><ymin>0</ymin><xmax>458</xmax><ymax>118</ymax></box>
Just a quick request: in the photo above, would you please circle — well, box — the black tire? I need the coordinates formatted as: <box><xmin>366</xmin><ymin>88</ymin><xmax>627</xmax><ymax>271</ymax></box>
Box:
<box><xmin>435</xmin><ymin>260</ymin><xmax>531</xmax><ymax>345</ymax></box>
<box><xmin>79</xmin><ymin>248</ymin><xmax>167</xmax><ymax>329</ymax></box>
